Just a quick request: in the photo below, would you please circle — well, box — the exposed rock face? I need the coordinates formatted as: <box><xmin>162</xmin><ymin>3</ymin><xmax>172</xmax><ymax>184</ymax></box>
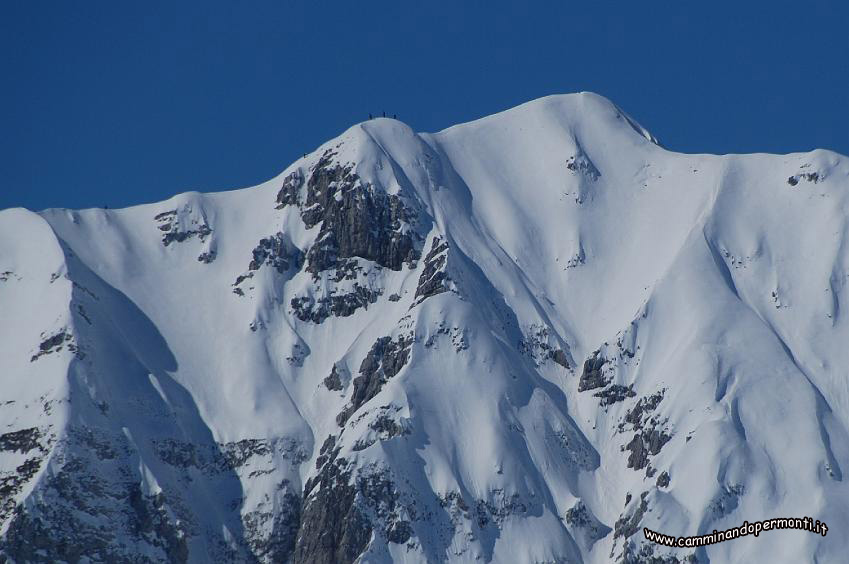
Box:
<box><xmin>297</xmin><ymin>151</ymin><xmax>420</xmax><ymax>275</ymax></box>
<box><xmin>625</xmin><ymin>429</ymin><xmax>671</xmax><ymax>470</ymax></box>
<box><xmin>595</xmin><ymin>384</ymin><xmax>636</xmax><ymax>406</ymax></box>
<box><xmin>275</xmin><ymin>170</ymin><xmax>305</xmax><ymax>208</ymax></box>
<box><xmin>296</xmin><ymin>423</ymin><xmax>422</xmax><ymax>564</ymax></box>
<box><xmin>155</xmin><ymin>209</ymin><xmax>212</xmax><ymax>247</ymax></box>
<box><xmin>151</xmin><ymin>437</ymin><xmax>307</xmax><ymax>473</ymax></box>
<box><xmin>323</xmin><ymin>365</ymin><xmax>343</xmax><ymax>391</ymax></box>
<box><xmin>0</xmin><ymin>428</ymin><xmax>43</xmax><ymax>454</ymax></box>
<box><xmin>243</xmin><ymin>481</ymin><xmax>302</xmax><ymax>563</ymax></box>
<box><xmin>0</xmin><ymin>426</ymin><xmax>307</xmax><ymax>563</ymax></box>
<box><xmin>351</xmin><ymin>405</ymin><xmax>411</xmax><ymax>452</ymax></box>
<box><xmin>621</xmin><ymin>391</ymin><xmax>665</xmax><ymax>431</ymax></box>
<box><xmin>336</xmin><ymin>334</ymin><xmax>413</xmax><ymax>426</ymax></box>
<box><xmin>232</xmin><ymin>233</ymin><xmax>303</xmax><ymax>295</ymax></box>
<box><xmin>294</xmin><ymin>437</ymin><xmax>372</xmax><ymax>564</ymax></box>
<box><xmin>0</xmin><ymin>433</ymin><xmax>191</xmax><ymax>564</ymax></box>
<box><xmin>549</xmin><ymin>348</ymin><xmax>570</xmax><ymax>369</ymax></box>
<box><xmin>613</xmin><ymin>492</ymin><xmax>648</xmax><ymax>543</ymax></box>
<box><xmin>368</xmin><ymin>413</ymin><xmax>408</xmax><ymax>440</ymax></box>
<box><xmin>30</xmin><ymin>330</ymin><xmax>73</xmax><ymax>362</ymax></box>
<box><xmin>270</xmin><ymin>150</ymin><xmax>425</xmax><ymax>324</ymax></box>
<box><xmin>291</xmin><ymin>284</ymin><xmax>381</xmax><ymax>324</ymax></box>
<box><xmin>620</xmin><ymin>543</ymin><xmax>697</xmax><ymax>564</ymax></box>
<box><xmin>197</xmin><ymin>250</ymin><xmax>217</xmax><ymax>263</ymax></box>
<box><xmin>578</xmin><ymin>351</ymin><xmax>609</xmax><ymax>391</ymax></box>
<box><xmin>0</xmin><ymin>428</ymin><xmax>50</xmax><ymax>530</ymax></box>
<box><xmin>424</xmin><ymin>322</ymin><xmax>470</xmax><ymax>352</ymax></box>
<box><xmin>565</xmin><ymin>500</ymin><xmax>610</xmax><ymax>550</ymax></box>
<box><xmin>414</xmin><ymin>237</ymin><xmax>449</xmax><ymax>302</ymax></box>
<box><xmin>249</xmin><ymin>233</ymin><xmax>302</xmax><ymax>274</ymax></box>
<box><xmin>787</xmin><ymin>168</ymin><xmax>821</xmax><ymax>186</ymax></box>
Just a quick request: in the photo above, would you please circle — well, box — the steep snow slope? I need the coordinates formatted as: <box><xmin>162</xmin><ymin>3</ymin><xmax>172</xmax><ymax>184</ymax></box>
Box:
<box><xmin>1</xmin><ymin>92</ymin><xmax>848</xmax><ymax>563</ymax></box>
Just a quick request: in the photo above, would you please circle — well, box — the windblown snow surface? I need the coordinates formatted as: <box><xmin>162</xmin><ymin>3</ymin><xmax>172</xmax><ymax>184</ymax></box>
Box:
<box><xmin>2</xmin><ymin>93</ymin><xmax>848</xmax><ymax>563</ymax></box>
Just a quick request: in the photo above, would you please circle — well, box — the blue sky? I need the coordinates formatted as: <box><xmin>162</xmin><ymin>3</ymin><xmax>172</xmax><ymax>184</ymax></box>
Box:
<box><xmin>2</xmin><ymin>1</ymin><xmax>847</xmax><ymax>211</ymax></box>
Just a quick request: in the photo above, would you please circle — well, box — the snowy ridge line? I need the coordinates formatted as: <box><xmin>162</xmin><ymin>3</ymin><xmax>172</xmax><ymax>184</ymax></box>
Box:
<box><xmin>1</xmin><ymin>92</ymin><xmax>849</xmax><ymax>563</ymax></box>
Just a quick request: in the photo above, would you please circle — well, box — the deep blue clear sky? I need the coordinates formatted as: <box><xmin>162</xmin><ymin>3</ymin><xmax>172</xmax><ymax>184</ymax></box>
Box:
<box><xmin>2</xmin><ymin>1</ymin><xmax>847</xmax><ymax>211</ymax></box>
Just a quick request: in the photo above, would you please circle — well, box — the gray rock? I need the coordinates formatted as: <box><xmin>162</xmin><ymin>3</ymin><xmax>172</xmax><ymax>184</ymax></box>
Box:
<box><xmin>625</xmin><ymin>429</ymin><xmax>671</xmax><ymax>470</ymax></box>
<box><xmin>323</xmin><ymin>366</ymin><xmax>343</xmax><ymax>391</ymax></box>
<box><xmin>295</xmin><ymin>454</ymin><xmax>371</xmax><ymax>564</ymax></box>
<box><xmin>275</xmin><ymin>171</ymin><xmax>304</xmax><ymax>208</ymax></box>
<box><xmin>336</xmin><ymin>335</ymin><xmax>413</xmax><ymax>427</ymax></box>
<box><xmin>414</xmin><ymin>237</ymin><xmax>449</xmax><ymax>301</ymax></box>
<box><xmin>549</xmin><ymin>348</ymin><xmax>570</xmax><ymax>369</ymax></box>
<box><xmin>578</xmin><ymin>351</ymin><xmax>609</xmax><ymax>392</ymax></box>
<box><xmin>595</xmin><ymin>384</ymin><xmax>636</xmax><ymax>406</ymax></box>
<box><xmin>299</xmin><ymin>151</ymin><xmax>420</xmax><ymax>275</ymax></box>
<box><xmin>291</xmin><ymin>284</ymin><xmax>381</xmax><ymax>324</ymax></box>
<box><xmin>0</xmin><ymin>428</ymin><xmax>42</xmax><ymax>454</ymax></box>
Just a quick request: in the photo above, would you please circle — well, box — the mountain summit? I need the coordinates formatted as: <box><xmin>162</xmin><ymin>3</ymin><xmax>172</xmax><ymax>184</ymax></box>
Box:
<box><xmin>1</xmin><ymin>93</ymin><xmax>847</xmax><ymax>563</ymax></box>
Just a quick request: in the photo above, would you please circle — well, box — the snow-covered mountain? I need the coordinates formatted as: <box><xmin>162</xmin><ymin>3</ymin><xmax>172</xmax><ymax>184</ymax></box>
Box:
<box><xmin>2</xmin><ymin>92</ymin><xmax>848</xmax><ymax>563</ymax></box>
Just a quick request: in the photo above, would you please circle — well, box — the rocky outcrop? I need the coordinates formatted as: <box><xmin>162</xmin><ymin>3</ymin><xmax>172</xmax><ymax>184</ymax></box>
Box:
<box><xmin>30</xmin><ymin>330</ymin><xmax>81</xmax><ymax>362</ymax></box>
<box><xmin>323</xmin><ymin>365</ymin><xmax>343</xmax><ymax>391</ymax></box>
<box><xmin>0</xmin><ymin>428</ymin><xmax>306</xmax><ymax>563</ymax></box>
<box><xmin>275</xmin><ymin>171</ymin><xmax>305</xmax><ymax>208</ymax></box>
<box><xmin>620</xmin><ymin>543</ymin><xmax>698</xmax><ymax>564</ymax></box>
<box><xmin>337</xmin><ymin>334</ymin><xmax>413</xmax><ymax>427</ymax></box>
<box><xmin>518</xmin><ymin>324</ymin><xmax>572</xmax><ymax>369</ymax></box>
<box><xmin>787</xmin><ymin>166</ymin><xmax>821</xmax><ymax>186</ymax></box>
<box><xmin>197</xmin><ymin>250</ymin><xmax>216</xmax><ymax>263</ymax></box>
<box><xmin>350</xmin><ymin>405</ymin><xmax>411</xmax><ymax>452</ymax></box>
<box><xmin>414</xmin><ymin>237</ymin><xmax>449</xmax><ymax>302</ymax></box>
<box><xmin>423</xmin><ymin>322</ymin><xmax>469</xmax><ymax>352</ymax></box>
<box><xmin>232</xmin><ymin>233</ymin><xmax>303</xmax><ymax>295</ymax></box>
<box><xmin>595</xmin><ymin>384</ymin><xmax>636</xmax><ymax>406</ymax></box>
<box><xmin>0</xmin><ymin>427</ymin><xmax>50</xmax><ymax>531</ymax></box>
<box><xmin>549</xmin><ymin>348</ymin><xmax>570</xmax><ymax>369</ymax></box>
<box><xmin>155</xmin><ymin>210</ymin><xmax>212</xmax><ymax>247</ymax></box>
<box><xmin>565</xmin><ymin>500</ymin><xmax>610</xmax><ymax>550</ymax></box>
<box><xmin>624</xmin><ymin>429</ymin><xmax>671</xmax><ymax>470</ymax></box>
<box><xmin>0</xmin><ymin>447</ymin><xmax>190</xmax><ymax>563</ymax></box>
<box><xmin>249</xmin><ymin>233</ymin><xmax>302</xmax><ymax>273</ymax></box>
<box><xmin>152</xmin><ymin>437</ymin><xmax>307</xmax><ymax>473</ymax></box>
<box><xmin>294</xmin><ymin>437</ymin><xmax>372</xmax><ymax>564</ymax></box>
<box><xmin>578</xmin><ymin>351</ymin><xmax>609</xmax><ymax>391</ymax></box>
<box><xmin>291</xmin><ymin>284</ymin><xmax>381</xmax><ymax>324</ymax></box>
<box><xmin>620</xmin><ymin>391</ymin><xmax>665</xmax><ymax>432</ymax></box>
<box><xmin>613</xmin><ymin>492</ymin><xmax>648</xmax><ymax>544</ymax></box>
<box><xmin>566</xmin><ymin>142</ymin><xmax>601</xmax><ymax>182</ymax></box>
<box><xmin>298</xmin><ymin>151</ymin><xmax>420</xmax><ymax>275</ymax></box>
<box><xmin>0</xmin><ymin>428</ymin><xmax>43</xmax><ymax>454</ymax></box>
<box><xmin>243</xmin><ymin>481</ymin><xmax>302</xmax><ymax>563</ymax></box>
<box><xmin>297</xmin><ymin>428</ymin><xmax>421</xmax><ymax>563</ymax></box>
